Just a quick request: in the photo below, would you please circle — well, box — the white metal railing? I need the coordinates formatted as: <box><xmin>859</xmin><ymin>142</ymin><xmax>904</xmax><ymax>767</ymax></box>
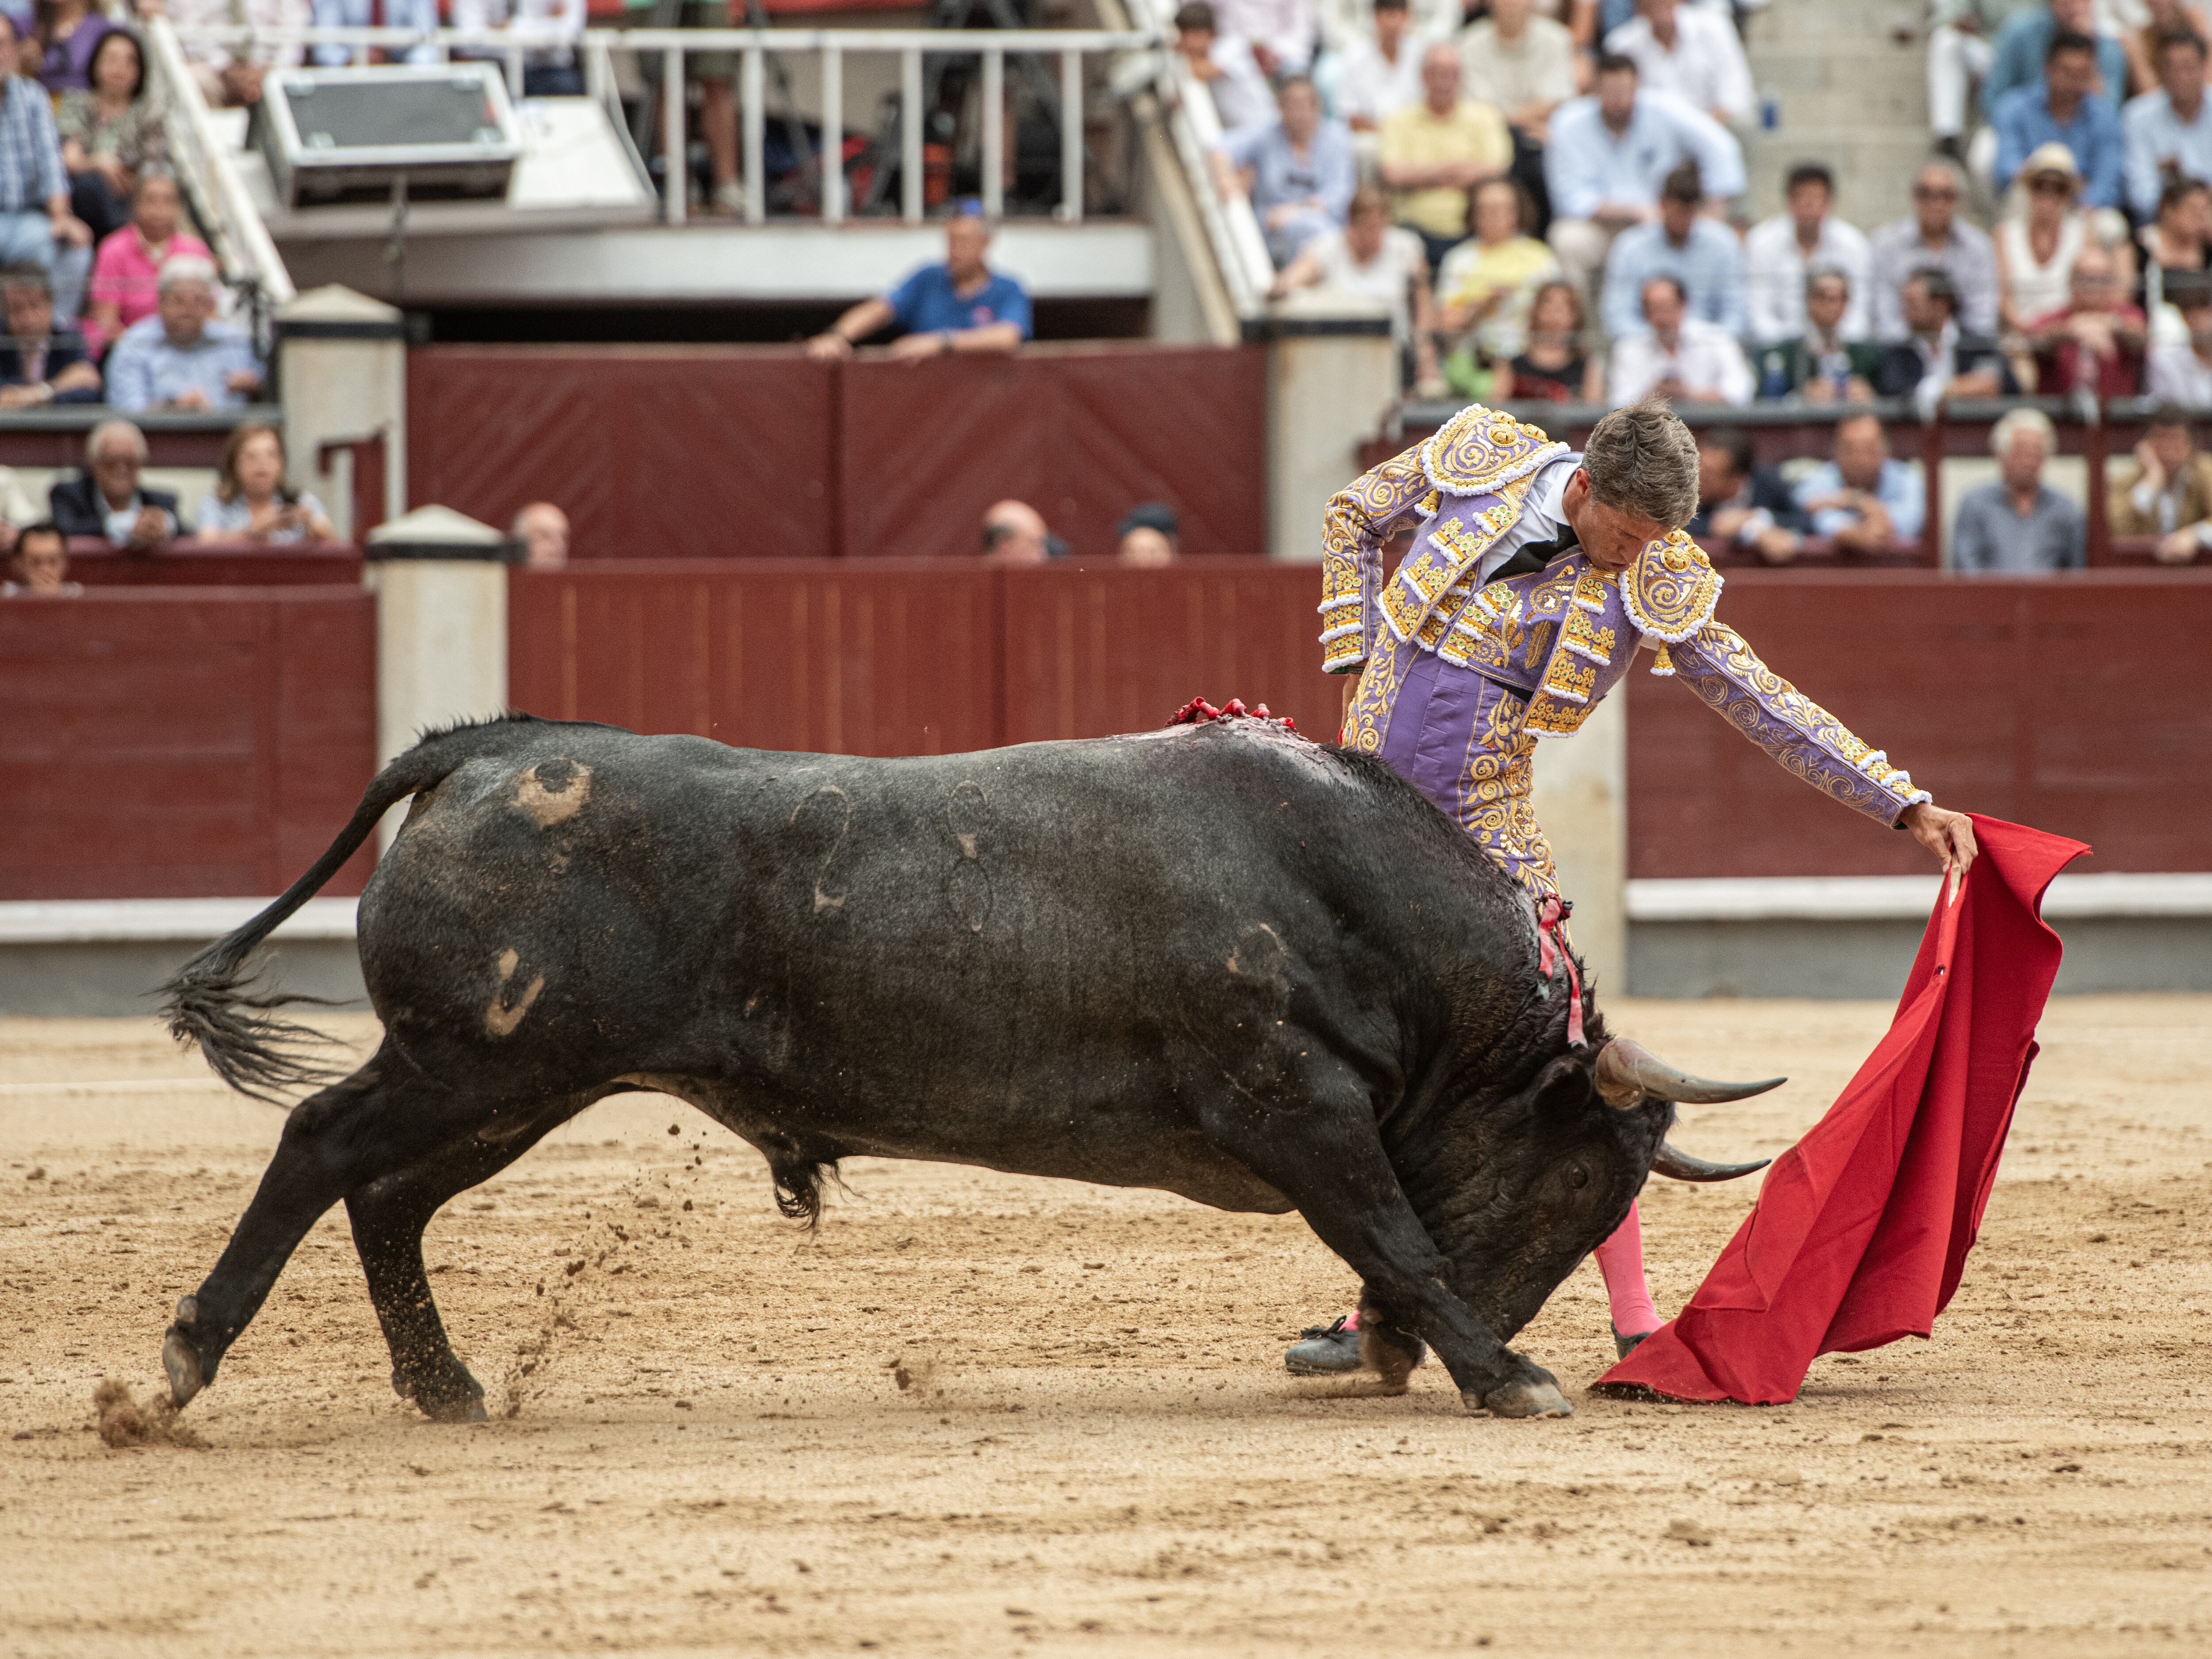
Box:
<box><xmin>143</xmin><ymin>16</ymin><xmax>298</xmax><ymax>311</ymax></box>
<box><xmin>169</xmin><ymin>25</ymin><xmax>1159</xmax><ymax>229</ymax></box>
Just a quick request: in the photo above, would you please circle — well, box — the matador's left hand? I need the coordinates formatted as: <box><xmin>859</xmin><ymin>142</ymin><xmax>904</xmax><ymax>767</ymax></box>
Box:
<box><xmin>1901</xmin><ymin>801</ymin><xmax>1978</xmax><ymax>881</ymax></box>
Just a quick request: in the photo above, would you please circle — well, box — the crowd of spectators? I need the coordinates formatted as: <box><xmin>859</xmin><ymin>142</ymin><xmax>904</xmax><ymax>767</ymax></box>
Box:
<box><xmin>1183</xmin><ymin>0</ymin><xmax>2212</xmax><ymax>434</ymax></box>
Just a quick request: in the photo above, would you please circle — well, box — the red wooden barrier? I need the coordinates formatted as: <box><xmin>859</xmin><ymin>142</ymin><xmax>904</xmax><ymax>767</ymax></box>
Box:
<box><xmin>407</xmin><ymin>343</ymin><xmax>1267</xmax><ymax>564</ymax></box>
<box><xmin>0</xmin><ymin>588</ymin><xmax>377</xmax><ymax>899</ymax></box>
<box><xmin>508</xmin><ymin>560</ymin><xmax>1002</xmax><ymax>756</ymax></box>
<box><xmin>1627</xmin><ymin>569</ymin><xmax>2212</xmax><ymax>878</ymax></box>
<box><xmin>63</xmin><ymin>540</ymin><xmax>361</xmax><ymax>586</ymax></box>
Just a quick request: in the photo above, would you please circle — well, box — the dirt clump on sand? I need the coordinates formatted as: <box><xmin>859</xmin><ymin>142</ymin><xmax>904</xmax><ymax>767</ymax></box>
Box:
<box><xmin>90</xmin><ymin>1379</ymin><xmax>205</xmax><ymax>1449</ymax></box>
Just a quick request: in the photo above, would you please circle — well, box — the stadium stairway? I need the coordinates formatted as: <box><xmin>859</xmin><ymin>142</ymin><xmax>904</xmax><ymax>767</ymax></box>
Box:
<box><xmin>1738</xmin><ymin>0</ymin><xmax>1935</xmax><ymax>230</ymax></box>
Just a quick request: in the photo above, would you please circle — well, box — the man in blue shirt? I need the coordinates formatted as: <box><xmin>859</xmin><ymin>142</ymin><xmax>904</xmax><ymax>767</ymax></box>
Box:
<box><xmin>1542</xmin><ymin>54</ymin><xmax>1744</xmax><ymax>313</ymax></box>
<box><xmin>2123</xmin><ymin>28</ymin><xmax>2212</xmax><ymax>221</ymax></box>
<box><xmin>1598</xmin><ymin>160</ymin><xmax>1746</xmax><ymax>340</ymax></box>
<box><xmin>807</xmin><ymin>213</ymin><xmax>1033</xmax><ymax>360</ymax></box>
<box><xmin>0</xmin><ymin>16</ymin><xmax>89</xmax><ymax>284</ymax></box>
<box><xmin>1982</xmin><ymin>0</ymin><xmax>2129</xmax><ymax>115</ymax></box>
<box><xmin>105</xmin><ymin>257</ymin><xmax>265</xmax><ymax>414</ymax></box>
<box><xmin>1993</xmin><ymin>30</ymin><xmax>2125</xmax><ymax>207</ymax></box>
<box><xmin>1792</xmin><ymin>411</ymin><xmax>1927</xmax><ymax>557</ymax></box>
<box><xmin>1216</xmin><ymin>75</ymin><xmax>1357</xmax><ymax>268</ymax></box>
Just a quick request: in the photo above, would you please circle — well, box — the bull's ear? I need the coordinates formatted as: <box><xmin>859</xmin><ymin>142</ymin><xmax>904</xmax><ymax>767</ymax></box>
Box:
<box><xmin>1528</xmin><ymin>1053</ymin><xmax>1596</xmax><ymax>1116</ymax></box>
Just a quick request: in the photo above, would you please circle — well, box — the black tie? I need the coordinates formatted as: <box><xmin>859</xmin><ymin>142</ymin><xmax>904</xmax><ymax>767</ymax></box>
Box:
<box><xmin>1486</xmin><ymin>521</ymin><xmax>1580</xmax><ymax>583</ymax></box>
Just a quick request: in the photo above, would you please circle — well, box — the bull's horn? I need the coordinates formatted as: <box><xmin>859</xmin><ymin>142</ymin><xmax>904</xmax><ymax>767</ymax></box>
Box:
<box><xmin>1593</xmin><ymin>1038</ymin><xmax>1786</xmax><ymax>1109</ymax></box>
<box><xmin>1651</xmin><ymin>1141</ymin><xmax>1771</xmax><ymax>1183</ymax></box>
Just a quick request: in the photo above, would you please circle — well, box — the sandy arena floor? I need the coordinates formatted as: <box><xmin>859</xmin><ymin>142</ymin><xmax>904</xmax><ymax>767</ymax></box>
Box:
<box><xmin>1</xmin><ymin>995</ymin><xmax>2208</xmax><ymax>1657</ymax></box>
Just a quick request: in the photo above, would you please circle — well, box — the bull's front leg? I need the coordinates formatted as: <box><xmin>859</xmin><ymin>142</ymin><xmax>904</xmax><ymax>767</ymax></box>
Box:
<box><xmin>1194</xmin><ymin>1074</ymin><xmax>1571</xmax><ymax>1419</ymax></box>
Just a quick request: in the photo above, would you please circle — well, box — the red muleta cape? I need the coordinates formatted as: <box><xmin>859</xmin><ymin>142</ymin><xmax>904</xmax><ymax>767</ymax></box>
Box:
<box><xmin>1595</xmin><ymin>815</ymin><xmax>2089</xmax><ymax>1406</ymax></box>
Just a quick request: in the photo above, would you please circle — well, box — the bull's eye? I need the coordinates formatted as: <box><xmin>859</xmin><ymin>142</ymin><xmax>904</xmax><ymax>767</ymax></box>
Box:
<box><xmin>1566</xmin><ymin>1163</ymin><xmax>1589</xmax><ymax>1190</ymax></box>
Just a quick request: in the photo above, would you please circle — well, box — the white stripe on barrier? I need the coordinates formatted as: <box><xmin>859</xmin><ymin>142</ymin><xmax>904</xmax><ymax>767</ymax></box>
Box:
<box><xmin>1627</xmin><ymin>872</ymin><xmax>2212</xmax><ymax>922</ymax></box>
<box><xmin>0</xmin><ymin>898</ymin><xmax>360</xmax><ymax>944</ymax></box>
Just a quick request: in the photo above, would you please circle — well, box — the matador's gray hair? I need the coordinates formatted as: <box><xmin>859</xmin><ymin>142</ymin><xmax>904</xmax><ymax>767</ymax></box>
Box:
<box><xmin>1582</xmin><ymin>398</ymin><xmax>1700</xmax><ymax>531</ymax></box>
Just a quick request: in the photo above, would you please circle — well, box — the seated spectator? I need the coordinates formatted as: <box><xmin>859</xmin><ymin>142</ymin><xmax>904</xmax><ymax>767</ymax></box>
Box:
<box><xmin>0</xmin><ymin>16</ymin><xmax>92</xmax><ymax>284</ymax></box>
<box><xmin>195</xmin><ymin>424</ymin><xmax>336</xmax><ymax>544</ymax></box>
<box><xmin>1503</xmin><ymin>278</ymin><xmax>1603</xmax><ymax>401</ymax></box>
<box><xmin>1599</xmin><ymin>161</ymin><xmax>1746</xmax><ymax>341</ymax></box>
<box><xmin>1993</xmin><ymin>30</ymin><xmax>2125</xmax><ymax>210</ymax></box>
<box><xmin>1336</xmin><ymin>0</ymin><xmax>1424</xmax><ymax>139</ymax></box>
<box><xmin>2024</xmin><ymin>244</ymin><xmax>2146</xmax><ymax>395</ymax></box>
<box><xmin>514</xmin><ymin>502</ymin><xmax>570</xmax><ymax>569</ymax></box>
<box><xmin>1605</xmin><ymin>274</ymin><xmax>1753</xmax><ymax>405</ymax></box>
<box><xmin>981</xmin><ymin>499</ymin><xmax>1063</xmax><ymax>564</ymax></box>
<box><xmin>2140</xmin><ymin>175</ymin><xmax>2210</xmax><ymax>288</ymax></box>
<box><xmin>50</xmin><ymin>418</ymin><xmax>180</xmax><ymax>547</ymax></box>
<box><xmin>450</xmin><ymin>0</ymin><xmax>587</xmax><ymax>99</ymax></box>
<box><xmin>0</xmin><ymin>265</ymin><xmax>98</xmax><ymax>406</ymax></box>
<box><xmin>309</xmin><ymin>0</ymin><xmax>442</xmax><ymax>68</ymax></box>
<box><xmin>2119</xmin><ymin>0</ymin><xmax>2212</xmax><ymax>94</ymax></box>
<box><xmin>2122</xmin><ymin>27</ymin><xmax>2212</xmax><ymax>223</ymax></box>
<box><xmin>163</xmin><ymin>0</ymin><xmax>307</xmax><ymax>111</ymax></box>
<box><xmin>1926</xmin><ymin>0</ymin><xmax>2003</xmax><ymax>160</ymax></box>
<box><xmin>1116</xmin><ymin>502</ymin><xmax>1180</xmax><ymax>565</ymax></box>
<box><xmin>1870</xmin><ymin>161</ymin><xmax>2000</xmax><ymax>341</ymax></box>
<box><xmin>1544</xmin><ymin>55</ymin><xmax>1746</xmax><ymax>314</ymax></box>
<box><xmin>2148</xmin><ymin>270</ymin><xmax>2212</xmax><ymax>401</ymax></box>
<box><xmin>58</xmin><ymin>30</ymin><xmax>159</xmax><ymax>245</ymax></box>
<box><xmin>1983</xmin><ymin>0</ymin><xmax>2130</xmax><ymax>119</ymax></box>
<box><xmin>1213</xmin><ymin>0</ymin><xmax>1318</xmax><ymax>78</ymax></box>
<box><xmin>1270</xmin><ymin>185</ymin><xmax>1439</xmax><ymax>387</ymax></box>
<box><xmin>85</xmin><ymin>175</ymin><xmax>211</xmax><ymax>360</ymax></box>
<box><xmin>1172</xmin><ymin>2</ymin><xmax>1273</xmax><ymax>137</ymax></box>
<box><xmin>1791</xmin><ymin>412</ymin><xmax>1925</xmax><ymax>557</ymax></box>
<box><xmin>1874</xmin><ymin>267</ymin><xmax>2016</xmax><ymax>399</ymax></box>
<box><xmin>1602</xmin><ymin>0</ymin><xmax>1753</xmax><ymax>127</ymax></box>
<box><xmin>106</xmin><ymin>257</ymin><xmax>264</xmax><ymax>413</ymax></box>
<box><xmin>1377</xmin><ymin>43</ymin><xmax>1513</xmax><ymax>271</ymax></box>
<box><xmin>1745</xmin><ymin>162</ymin><xmax>1871</xmax><ymax>349</ymax></box>
<box><xmin>1</xmin><ymin>523</ymin><xmax>77</xmax><ymax>597</ymax></box>
<box><xmin>1215</xmin><ymin>76</ymin><xmax>1358</xmax><ymax>267</ymax></box>
<box><xmin>1686</xmin><ymin>426</ymin><xmax>1809</xmax><ymax>564</ymax></box>
<box><xmin>1753</xmin><ymin>268</ymin><xmax>1882</xmax><ymax>402</ymax></box>
<box><xmin>27</xmin><ymin>0</ymin><xmax>111</xmax><ymax>93</ymax></box>
<box><xmin>1458</xmin><ymin>0</ymin><xmax>1580</xmax><ymax>146</ymax></box>
<box><xmin>1434</xmin><ymin>178</ymin><xmax>1557</xmax><ymax>365</ymax></box>
<box><xmin>2109</xmin><ymin>402</ymin><xmax>2212</xmax><ymax>561</ymax></box>
<box><xmin>1997</xmin><ymin>143</ymin><xmax>2092</xmax><ymax>334</ymax></box>
<box><xmin>1951</xmin><ymin>406</ymin><xmax>2086</xmax><ymax>570</ymax></box>
<box><xmin>806</xmin><ymin>215</ymin><xmax>1031</xmax><ymax>361</ymax></box>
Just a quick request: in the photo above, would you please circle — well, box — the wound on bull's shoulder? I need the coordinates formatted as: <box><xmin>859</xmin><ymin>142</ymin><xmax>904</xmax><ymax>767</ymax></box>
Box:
<box><xmin>513</xmin><ymin>759</ymin><xmax>592</xmax><ymax>827</ymax></box>
<box><xmin>486</xmin><ymin>946</ymin><xmax>545</xmax><ymax>1037</ymax></box>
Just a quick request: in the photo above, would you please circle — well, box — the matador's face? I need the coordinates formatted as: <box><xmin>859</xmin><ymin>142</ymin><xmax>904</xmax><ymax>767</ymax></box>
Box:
<box><xmin>1561</xmin><ymin>469</ymin><xmax>1669</xmax><ymax>574</ymax></box>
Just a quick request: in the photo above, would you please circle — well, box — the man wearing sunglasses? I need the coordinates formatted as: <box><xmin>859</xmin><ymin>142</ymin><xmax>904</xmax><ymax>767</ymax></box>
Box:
<box><xmin>1868</xmin><ymin>159</ymin><xmax>2000</xmax><ymax>342</ymax></box>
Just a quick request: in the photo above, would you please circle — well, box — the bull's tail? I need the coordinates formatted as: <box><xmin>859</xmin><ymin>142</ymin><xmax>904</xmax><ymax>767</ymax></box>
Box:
<box><xmin>161</xmin><ymin>714</ymin><xmax>538</xmax><ymax>1102</ymax></box>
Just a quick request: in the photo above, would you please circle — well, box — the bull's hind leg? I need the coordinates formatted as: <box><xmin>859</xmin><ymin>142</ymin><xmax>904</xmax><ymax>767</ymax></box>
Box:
<box><xmin>1196</xmin><ymin>1073</ymin><xmax>1571</xmax><ymax>1419</ymax></box>
<box><xmin>163</xmin><ymin>1046</ymin><xmax>502</xmax><ymax>1410</ymax></box>
<box><xmin>344</xmin><ymin>1104</ymin><xmax>586</xmax><ymax>1421</ymax></box>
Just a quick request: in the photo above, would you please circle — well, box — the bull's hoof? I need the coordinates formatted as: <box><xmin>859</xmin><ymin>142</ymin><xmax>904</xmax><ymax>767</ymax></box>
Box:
<box><xmin>163</xmin><ymin>1297</ymin><xmax>206</xmax><ymax>1409</ymax></box>
<box><xmin>1476</xmin><ymin>1379</ymin><xmax>1573</xmax><ymax>1419</ymax></box>
<box><xmin>419</xmin><ymin>1394</ymin><xmax>491</xmax><ymax>1425</ymax></box>
<box><xmin>407</xmin><ymin>1367</ymin><xmax>488</xmax><ymax>1424</ymax></box>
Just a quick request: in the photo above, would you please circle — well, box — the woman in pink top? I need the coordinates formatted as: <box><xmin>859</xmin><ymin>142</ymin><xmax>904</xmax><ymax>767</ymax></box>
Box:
<box><xmin>84</xmin><ymin>173</ymin><xmax>210</xmax><ymax>358</ymax></box>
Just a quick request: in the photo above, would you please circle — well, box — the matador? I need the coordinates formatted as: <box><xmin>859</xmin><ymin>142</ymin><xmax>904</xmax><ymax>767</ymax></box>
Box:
<box><xmin>1284</xmin><ymin>398</ymin><xmax>1980</xmax><ymax>1379</ymax></box>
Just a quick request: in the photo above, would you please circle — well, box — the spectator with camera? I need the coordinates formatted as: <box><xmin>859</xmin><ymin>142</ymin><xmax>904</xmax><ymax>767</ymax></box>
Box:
<box><xmin>195</xmin><ymin>424</ymin><xmax>336</xmax><ymax>544</ymax></box>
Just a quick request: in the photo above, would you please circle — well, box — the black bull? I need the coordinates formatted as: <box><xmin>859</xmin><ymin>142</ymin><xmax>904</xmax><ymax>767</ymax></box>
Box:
<box><xmin>160</xmin><ymin>713</ymin><xmax>1774</xmax><ymax>1423</ymax></box>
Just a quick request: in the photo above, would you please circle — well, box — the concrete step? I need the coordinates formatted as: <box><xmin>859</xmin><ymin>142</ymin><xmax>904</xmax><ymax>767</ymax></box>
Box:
<box><xmin>1742</xmin><ymin>0</ymin><xmax>1924</xmax><ymax>47</ymax></box>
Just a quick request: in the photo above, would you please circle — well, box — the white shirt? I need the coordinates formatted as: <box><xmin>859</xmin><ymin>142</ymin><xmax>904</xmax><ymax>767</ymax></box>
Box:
<box><xmin>1197</xmin><ymin>37</ymin><xmax>1275</xmax><ymax>135</ymax></box>
<box><xmin>1478</xmin><ymin>453</ymin><xmax>1584</xmax><ymax>578</ymax></box>
<box><xmin>1334</xmin><ymin>35</ymin><xmax>1425</xmax><ymax>128</ymax></box>
<box><xmin>1318</xmin><ymin>0</ymin><xmax>1457</xmax><ymax>54</ymax></box>
<box><xmin>1457</xmin><ymin>15</ymin><xmax>1581</xmax><ymax>117</ymax></box>
<box><xmin>166</xmin><ymin>0</ymin><xmax>310</xmax><ymax>69</ymax></box>
<box><xmin>1604</xmin><ymin>8</ymin><xmax>1756</xmax><ymax>125</ymax></box>
<box><xmin>2149</xmin><ymin>342</ymin><xmax>2212</xmax><ymax>407</ymax></box>
<box><xmin>451</xmin><ymin>0</ymin><xmax>584</xmax><ymax>67</ymax></box>
<box><xmin>1306</xmin><ymin>224</ymin><xmax>1426</xmax><ymax>342</ymax></box>
<box><xmin>1606</xmin><ymin>316</ymin><xmax>1756</xmax><ymax>406</ymax></box>
<box><xmin>1743</xmin><ymin>212</ymin><xmax>1874</xmax><ymax>346</ymax></box>
<box><xmin>1214</xmin><ymin>0</ymin><xmax>1319</xmax><ymax>72</ymax></box>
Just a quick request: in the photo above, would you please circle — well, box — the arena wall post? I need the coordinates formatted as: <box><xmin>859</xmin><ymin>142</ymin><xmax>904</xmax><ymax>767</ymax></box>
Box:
<box><xmin>1253</xmin><ymin>298</ymin><xmax>1396</xmax><ymax>561</ymax></box>
<box><xmin>274</xmin><ymin>285</ymin><xmax>408</xmax><ymax>540</ymax></box>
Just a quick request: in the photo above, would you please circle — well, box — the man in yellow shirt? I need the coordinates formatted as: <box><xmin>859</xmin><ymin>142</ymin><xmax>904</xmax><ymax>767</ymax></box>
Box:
<box><xmin>1378</xmin><ymin>41</ymin><xmax>1514</xmax><ymax>271</ymax></box>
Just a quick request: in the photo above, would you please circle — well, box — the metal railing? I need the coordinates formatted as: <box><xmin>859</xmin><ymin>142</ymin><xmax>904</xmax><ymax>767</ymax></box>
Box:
<box><xmin>168</xmin><ymin>25</ymin><xmax>1159</xmax><ymax>226</ymax></box>
<box><xmin>143</xmin><ymin>15</ymin><xmax>297</xmax><ymax>321</ymax></box>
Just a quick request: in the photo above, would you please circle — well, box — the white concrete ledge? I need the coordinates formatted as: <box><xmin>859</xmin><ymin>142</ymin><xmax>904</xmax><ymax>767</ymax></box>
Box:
<box><xmin>1628</xmin><ymin>873</ymin><xmax>2212</xmax><ymax>922</ymax></box>
<box><xmin>0</xmin><ymin>898</ymin><xmax>359</xmax><ymax>944</ymax></box>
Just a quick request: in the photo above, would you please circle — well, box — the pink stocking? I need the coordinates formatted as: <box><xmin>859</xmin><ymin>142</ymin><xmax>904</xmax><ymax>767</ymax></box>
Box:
<box><xmin>1593</xmin><ymin>1201</ymin><xmax>1660</xmax><ymax>1336</ymax></box>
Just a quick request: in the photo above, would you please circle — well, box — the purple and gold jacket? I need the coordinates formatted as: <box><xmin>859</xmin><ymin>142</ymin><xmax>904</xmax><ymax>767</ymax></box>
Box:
<box><xmin>1318</xmin><ymin>404</ymin><xmax>1931</xmax><ymax>832</ymax></box>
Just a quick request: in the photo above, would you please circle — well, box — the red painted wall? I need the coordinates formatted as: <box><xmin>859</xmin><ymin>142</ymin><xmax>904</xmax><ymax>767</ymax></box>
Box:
<box><xmin>1626</xmin><ymin>570</ymin><xmax>2212</xmax><ymax>877</ymax></box>
<box><xmin>0</xmin><ymin>589</ymin><xmax>377</xmax><ymax>899</ymax></box>
<box><xmin>407</xmin><ymin>344</ymin><xmax>1268</xmax><ymax>564</ymax></box>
